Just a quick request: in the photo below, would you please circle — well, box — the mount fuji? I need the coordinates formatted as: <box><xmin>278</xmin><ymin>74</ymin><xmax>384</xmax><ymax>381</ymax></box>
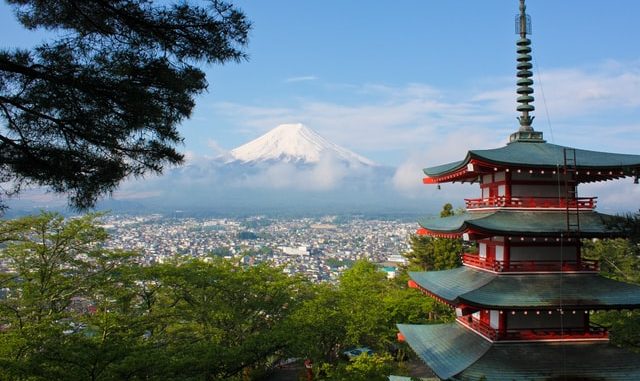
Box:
<box><xmin>8</xmin><ymin>123</ymin><xmax>437</xmax><ymax>216</ymax></box>
<box><xmin>109</xmin><ymin>123</ymin><xmax>407</xmax><ymax>214</ymax></box>
<box><xmin>227</xmin><ymin>123</ymin><xmax>376</xmax><ymax>167</ymax></box>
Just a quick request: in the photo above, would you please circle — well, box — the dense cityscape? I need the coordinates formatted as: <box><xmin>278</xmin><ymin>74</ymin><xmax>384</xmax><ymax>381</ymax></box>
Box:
<box><xmin>102</xmin><ymin>214</ymin><xmax>415</xmax><ymax>282</ymax></box>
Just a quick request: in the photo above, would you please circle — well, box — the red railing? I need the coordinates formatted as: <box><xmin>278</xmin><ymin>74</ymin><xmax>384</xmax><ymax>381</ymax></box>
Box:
<box><xmin>464</xmin><ymin>196</ymin><xmax>597</xmax><ymax>210</ymax></box>
<box><xmin>458</xmin><ymin>316</ymin><xmax>497</xmax><ymax>340</ymax></box>
<box><xmin>462</xmin><ymin>253</ymin><xmax>599</xmax><ymax>273</ymax></box>
<box><xmin>457</xmin><ymin>317</ymin><xmax>608</xmax><ymax>341</ymax></box>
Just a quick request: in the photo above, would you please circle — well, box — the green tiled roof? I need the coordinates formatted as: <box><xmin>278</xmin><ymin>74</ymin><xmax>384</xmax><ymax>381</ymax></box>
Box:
<box><xmin>424</xmin><ymin>141</ymin><xmax>640</xmax><ymax>177</ymax></box>
<box><xmin>459</xmin><ymin>341</ymin><xmax>640</xmax><ymax>381</ymax></box>
<box><xmin>409</xmin><ymin>267</ymin><xmax>494</xmax><ymax>302</ymax></box>
<box><xmin>418</xmin><ymin>210</ymin><xmax>625</xmax><ymax>237</ymax></box>
<box><xmin>461</xmin><ymin>273</ymin><xmax>640</xmax><ymax>309</ymax></box>
<box><xmin>400</xmin><ymin>323</ymin><xmax>640</xmax><ymax>381</ymax></box>
<box><xmin>410</xmin><ymin>267</ymin><xmax>640</xmax><ymax>309</ymax></box>
<box><xmin>397</xmin><ymin>323</ymin><xmax>491</xmax><ymax>380</ymax></box>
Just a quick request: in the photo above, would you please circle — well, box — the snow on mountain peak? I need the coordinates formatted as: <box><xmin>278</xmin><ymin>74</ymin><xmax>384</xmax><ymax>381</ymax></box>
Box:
<box><xmin>229</xmin><ymin>123</ymin><xmax>376</xmax><ymax>166</ymax></box>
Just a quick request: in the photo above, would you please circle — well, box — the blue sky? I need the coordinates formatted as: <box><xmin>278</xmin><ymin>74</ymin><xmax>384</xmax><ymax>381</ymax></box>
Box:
<box><xmin>2</xmin><ymin>1</ymin><xmax>639</xmax><ymax>164</ymax></box>
<box><xmin>194</xmin><ymin>0</ymin><xmax>640</xmax><ymax>165</ymax></box>
<box><xmin>2</xmin><ymin>1</ymin><xmax>640</xmax><ymax>212</ymax></box>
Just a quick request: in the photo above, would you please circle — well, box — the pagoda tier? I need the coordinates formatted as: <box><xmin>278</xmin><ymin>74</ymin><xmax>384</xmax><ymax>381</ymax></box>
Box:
<box><xmin>408</xmin><ymin>267</ymin><xmax>640</xmax><ymax>342</ymax></box>
<box><xmin>408</xmin><ymin>267</ymin><xmax>640</xmax><ymax>310</ymax></box>
<box><xmin>423</xmin><ymin>141</ymin><xmax>640</xmax><ymax>185</ymax></box>
<box><xmin>398</xmin><ymin>323</ymin><xmax>640</xmax><ymax>381</ymax></box>
<box><xmin>417</xmin><ymin>210</ymin><xmax>625</xmax><ymax>239</ymax></box>
<box><xmin>399</xmin><ymin>1</ymin><xmax>640</xmax><ymax>379</ymax></box>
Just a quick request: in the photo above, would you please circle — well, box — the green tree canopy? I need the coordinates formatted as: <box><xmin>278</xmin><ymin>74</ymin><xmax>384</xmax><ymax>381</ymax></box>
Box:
<box><xmin>0</xmin><ymin>212</ymin><xmax>305</xmax><ymax>380</ymax></box>
<box><xmin>405</xmin><ymin>204</ymin><xmax>463</xmax><ymax>270</ymax></box>
<box><xmin>0</xmin><ymin>212</ymin><xmax>145</xmax><ymax>380</ymax></box>
<box><xmin>583</xmin><ymin>212</ymin><xmax>640</xmax><ymax>352</ymax></box>
<box><xmin>404</xmin><ymin>234</ymin><xmax>462</xmax><ymax>271</ymax></box>
<box><xmin>440</xmin><ymin>203</ymin><xmax>455</xmax><ymax>218</ymax></box>
<box><xmin>287</xmin><ymin>259</ymin><xmax>454</xmax><ymax>376</ymax></box>
<box><xmin>1</xmin><ymin>213</ymin><xmax>456</xmax><ymax>380</ymax></box>
<box><xmin>0</xmin><ymin>0</ymin><xmax>250</xmax><ymax>210</ymax></box>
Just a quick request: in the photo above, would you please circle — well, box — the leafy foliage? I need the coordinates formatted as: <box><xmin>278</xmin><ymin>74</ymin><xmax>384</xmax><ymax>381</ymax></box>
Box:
<box><xmin>404</xmin><ymin>234</ymin><xmax>462</xmax><ymax>271</ymax></box>
<box><xmin>0</xmin><ymin>0</ymin><xmax>250</xmax><ymax>210</ymax></box>
<box><xmin>288</xmin><ymin>260</ymin><xmax>453</xmax><ymax>380</ymax></box>
<box><xmin>404</xmin><ymin>204</ymin><xmax>463</xmax><ymax>271</ymax></box>
<box><xmin>583</xmin><ymin>238</ymin><xmax>640</xmax><ymax>284</ymax></box>
<box><xmin>440</xmin><ymin>203</ymin><xmax>455</xmax><ymax>218</ymax></box>
<box><xmin>585</xmin><ymin>212</ymin><xmax>640</xmax><ymax>351</ymax></box>
<box><xmin>0</xmin><ymin>213</ymin><xmax>302</xmax><ymax>380</ymax></box>
<box><xmin>0</xmin><ymin>212</ymin><xmax>144</xmax><ymax>380</ymax></box>
<box><xmin>320</xmin><ymin>353</ymin><xmax>394</xmax><ymax>381</ymax></box>
<box><xmin>0</xmin><ymin>213</ymin><xmax>450</xmax><ymax>380</ymax></box>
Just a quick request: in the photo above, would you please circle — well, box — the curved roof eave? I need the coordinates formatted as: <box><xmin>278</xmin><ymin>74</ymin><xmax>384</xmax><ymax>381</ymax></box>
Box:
<box><xmin>418</xmin><ymin>210</ymin><xmax>627</xmax><ymax>238</ymax></box>
<box><xmin>423</xmin><ymin>142</ymin><xmax>640</xmax><ymax>180</ymax></box>
<box><xmin>409</xmin><ymin>267</ymin><xmax>640</xmax><ymax>310</ymax></box>
<box><xmin>398</xmin><ymin>323</ymin><xmax>640</xmax><ymax>380</ymax></box>
<box><xmin>397</xmin><ymin>323</ymin><xmax>491</xmax><ymax>380</ymax></box>
<box><xmin>459</xmin><ymin>273</ymin><xmax>640</xmax><ymax>310</ymax></box>
<box><xmin>459</xmin><ymin>340</ymin><xmax>640</xmax><ymax>380</ymax></box>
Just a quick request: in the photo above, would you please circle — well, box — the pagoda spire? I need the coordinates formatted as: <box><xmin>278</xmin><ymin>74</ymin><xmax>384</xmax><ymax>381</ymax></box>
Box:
<box><xmin>510</xmin><ymin>0</ymin><xmax>544</xmax><ymax>143</ymax></box>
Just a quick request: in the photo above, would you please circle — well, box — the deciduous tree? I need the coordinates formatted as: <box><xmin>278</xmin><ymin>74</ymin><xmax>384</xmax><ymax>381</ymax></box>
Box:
<box><xmin>0</xmin><ymin>212</ymin><xmax>305</xmax><ymax>380</ymax></box>
<box><xmin>0</xmin><ymin>212</ymin><xmax>147</xmax><ymax>380</ymax></box>
<box><xmin>586</xmin><ymin>212</ymin><xmax>640</xmax><ymax>351</ymax></box>
<box><xmin>405</xmin><ymin>204</ymin><xmax>463</xmax><ymax>271</ymax></box>
<box><xmin>404</xmin><ymin>234</ymin><xmax>462</xmax><ymax>271</ymax></box>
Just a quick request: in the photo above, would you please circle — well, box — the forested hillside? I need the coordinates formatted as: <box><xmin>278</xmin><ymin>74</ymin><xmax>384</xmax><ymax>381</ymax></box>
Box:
<box><xmin>0</xmin><ymin>213</ymin><xmax>452</xmax><ymax>381</ymax></box>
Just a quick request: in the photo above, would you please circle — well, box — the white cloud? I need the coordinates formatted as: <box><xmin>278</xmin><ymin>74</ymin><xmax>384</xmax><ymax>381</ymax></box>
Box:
<box><xmin>182</xmin><ymin>150</ymin><xmax>196</xmax><ymax>163</ymax></box>
<box><xmin>581</xmin><ymin>180</ymin><xmax>640</xmax><ymax>214</ymax></box>
<box><xmin>212</xmin><ymin>89</ymin><xmax>494</xmax><ymax>155</ymax></box>
<box><xmin>228</xmin><ymin>154</ymin><xmax>354</xmax><ymax>191</ymax></box>
<box><xmin>11</xmin><ymin>61</ymin><xmax>639</xmax><ymax>212</ymax></box>
<box><xmin>206</xmin><ymin>139</ymin><xmax>228</xmax><ymax>155</ymax></box>
<box><xmin>475</xmin><ymin>60</ymin><xmax>640</xmax><ymax>122</ymax></box>
<box><xmin>285</xmin><ymin>75</ymin><xmax>318</xmax><ymax>83</ymax></box>
<box><xmin>212</xmin><ymin>59</ymin><xmax>640</xmax><ymax>162</ymax></box>
<box><xmin>391</xmin><ymin>127</ymin><xmax>494</xmax><ymax>200</ymax></box>
<box><xmin>111</xmin><ymin>190</ymin><xmax>163</xmax><ymax>200</ymax></box>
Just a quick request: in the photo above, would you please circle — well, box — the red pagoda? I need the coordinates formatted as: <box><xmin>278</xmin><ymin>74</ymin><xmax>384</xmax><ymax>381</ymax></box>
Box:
<box><xmin>397</xmin><ymin>1</ymin><xmax>640</xmax><ymax>380</ymax></box>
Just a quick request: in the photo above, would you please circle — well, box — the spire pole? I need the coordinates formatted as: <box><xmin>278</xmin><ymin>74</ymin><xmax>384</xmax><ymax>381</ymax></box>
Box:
<box><xmin>510</xmin><ymin>0</ymin><xmax>544</xmax><ymax>143</ymax></box>
<box><xmin>516</xmin><ymin>0</ymin><xmax>534</xmax><ymax>131</ymax></box>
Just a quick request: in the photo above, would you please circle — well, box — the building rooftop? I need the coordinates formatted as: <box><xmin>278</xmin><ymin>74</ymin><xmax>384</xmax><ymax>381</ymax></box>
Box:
<box><xmin>423</xmin><ymin>141</ymin><xmax>640</xmax><ymax>184</ymax></box>
<box><xmin>399</xmin><ymin>323</ymin><xmax>640</xmax><ymax>381</ymax></box>
<box><xmin>417</xmin><ymin>210</ymin><xmax>626</xmax><ymax>238</ymax></box>
<box><xmin>410</xmin><ymin>267</ymin><xmax>640</xmax><ymax>309</ymax></box>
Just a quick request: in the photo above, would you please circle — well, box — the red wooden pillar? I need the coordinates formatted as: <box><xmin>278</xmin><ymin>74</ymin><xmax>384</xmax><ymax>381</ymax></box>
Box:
<box><xmin>503</xmin><ymin>238</ymin><xmax>511</xmax><ymax>271</ymax></box>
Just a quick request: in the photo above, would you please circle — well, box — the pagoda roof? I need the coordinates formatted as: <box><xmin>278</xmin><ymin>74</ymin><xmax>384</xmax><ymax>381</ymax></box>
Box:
<box><xmin>410</xmin><ymin>267</ymin><xmax>494</xmax><ymax>303</ymax></box>
<box><xmin>423</xmin><ymin>141</ymin><xmax>640</xmax><ymax>184</ymax></box>
<box><xmin>409</xmin><ymin>267</ymin><xmax>640</xmax><ymax>309</ymax></box>
<box><xmin>417</xmin><ymin>210</ymin><xmax>625</xmax><ymax>238</ymax></box>
<box><xmin>397</xmin><ymin>323</ymin><xmax>491</xmax><ymax>380</ymax></box>
<box><xmin>398</xmin><ymin>323</ymin><xmax>640</xmax><ymax>381</ymax></box>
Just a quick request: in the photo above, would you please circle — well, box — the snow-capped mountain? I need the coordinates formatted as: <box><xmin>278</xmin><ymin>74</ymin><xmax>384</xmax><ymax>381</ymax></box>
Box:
<box><xmin>229</xmin><ymin>123</ymin><xmax>376</xmax><ymax>167</ymax></box>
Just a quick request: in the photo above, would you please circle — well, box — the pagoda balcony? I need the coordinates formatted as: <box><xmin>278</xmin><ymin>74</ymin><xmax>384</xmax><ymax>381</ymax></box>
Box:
<box><xmin>464</xmin><ymin>196</ymin><xmax>597</xmax><ymax>210</ymax></box>
<box><xmin>457</xmin><ymin>317</ymin><xmax>609</xmax><ymax>342</ymax></box>
<box><xmin>462</xmin><ymin>253</ymin><xmax>599</xmax><ymax>273</ymax></box>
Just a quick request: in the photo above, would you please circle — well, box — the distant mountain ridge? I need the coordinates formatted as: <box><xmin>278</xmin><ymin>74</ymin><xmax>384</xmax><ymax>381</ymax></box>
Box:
<box><xmin>228</xmin><ymin>123</ymin><xmax>376</xmax><ymax>167</ymax></box>
<box><xmin>9</xmin><ymin>123</ymin><xmax>441</xmax><ymax>216</ymax></box>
